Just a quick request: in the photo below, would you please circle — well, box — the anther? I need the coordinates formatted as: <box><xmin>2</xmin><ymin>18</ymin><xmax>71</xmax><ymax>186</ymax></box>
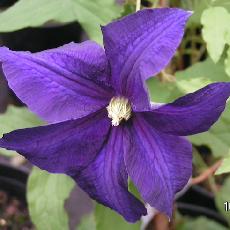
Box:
<box><xmin>106</xmin><ymin>97</ymin><xmax>132</xmax><ymax>126</ymax></box>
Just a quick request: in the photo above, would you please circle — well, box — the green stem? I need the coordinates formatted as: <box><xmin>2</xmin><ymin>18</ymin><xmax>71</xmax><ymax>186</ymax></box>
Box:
<box><xmin>136</xmin><ymin>0</ymin><xmax>141</xmax><ymax>11</ymax></box>
<box><xmin>153</xmin><ymin>0</ymin><xmax>159</xmax><ymax>8</ymax></box>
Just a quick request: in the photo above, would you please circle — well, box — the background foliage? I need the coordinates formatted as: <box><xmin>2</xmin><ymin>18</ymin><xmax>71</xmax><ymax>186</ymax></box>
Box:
<box><xmin>0</xmin><ymin>0</ymin><xmax>230</xmax><ymax>229</ymax></box>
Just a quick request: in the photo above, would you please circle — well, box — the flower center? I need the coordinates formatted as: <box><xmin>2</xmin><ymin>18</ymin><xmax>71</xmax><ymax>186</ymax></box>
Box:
<box><xmin>106</xmin><ymin>96</ymin><xmax>132</xmax><ymax>126</ymax></box>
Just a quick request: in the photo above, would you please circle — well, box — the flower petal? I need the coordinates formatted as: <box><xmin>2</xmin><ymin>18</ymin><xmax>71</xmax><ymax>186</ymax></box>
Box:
<box><xmin>73</xmin><ymin>126</ymin><xmax>147</xmax><ymax>222</ymax></box>
<box><xmin>102</xmin><ymin>8</ymin><xmax>191</xmax><ymax>110</ymax></box>
<box><xmin>0</xmin><ymin>42</ymin><xmax>113</xmax><ymax>123</ymax></box>
<box><xmin>143</xmin><ymin>82</ymin><xmax>230</xmax><ymax>136</ymax></box>
<box><xmin>0</xmin><ymin>109</ymin><xmax>110</xmax><ymax>174</ymax></box>
<box><xmin>123</xmin><ymin>114</ymin><xmax>192</xmax><ymax>217</ymax></box>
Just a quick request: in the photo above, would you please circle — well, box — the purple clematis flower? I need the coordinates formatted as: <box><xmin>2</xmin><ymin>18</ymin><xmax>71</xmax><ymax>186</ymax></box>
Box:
<box><xmin>0</xmin><ymin>8</ymin><xmax>230</xmax><ymax>222</ymax></box>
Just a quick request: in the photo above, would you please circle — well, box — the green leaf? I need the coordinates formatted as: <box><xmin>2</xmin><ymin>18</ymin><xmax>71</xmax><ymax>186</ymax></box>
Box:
<box><xmin>128</xmin><ymin>178</ymin><xmax>141</xmax><ymax>201</ymax></box>
<box><xmin>27</xmin><ymin>167</ymin><xmax>74</xmax><ymax>230</ymax></box>
<box><xmin>70</xmin><ymin>0</ymin><xmax>121</xmax><ymax>43</ymax></box>
<box><xmin>147</xmin><ymin>78</ymin><xmax>182</xmax><ymax>103</ymax></box>
<box><xmin>176</xmin><ymin>58</ymin><xmax>230</xmax><ymax>84</ymax></box>
<box><xmin>120</xmin><ymin>3</ymin><xmax>136</xmax><ymax>17</ymax></box>
<box><xmin>180</xmin><ymin>216</ymin><xmax>228</xmax><ymax>230</ymax></box>
<box><xmin>175</xmin><ymin>59</ymin><xmax>230</xmax><ymax>157</ymax></box>
<box><xmin>189</xmin><ymin>108</ymin><xmax>230</xmax><ymax>157</ymax></box>
<box><xmin>201</xmin><ymin>7</ymin><xmax>230</xmax><ymax>63</ymax></box>
<box><xmin>213</xmin><ymin>0</ymin><xmax>230</xmax><ymax>12</ymax></box>
<box><xmin>147</xmin><ymin>59</ymin><xmax>230</xmax><ymax>157</ymax></box>
<box><xmin>224</xmin><ymin>47</ymin><xmax>230</xmax><ymax>77</ymax></box>
<box><xmin>95</xmin><ymin>204</ymin><xmax>141</xmax><ymax>230</ymax></box>
<box><xmin>78</xmin><ymin>214</ymin><xmax>96</xmax><ymax>230</ymax></box>
<box><xmin>180</xmin><ymin>0</ymin><xmax>230</xmax><ymax>25</ymax></box>
<box><xmin>148</xmin><ymin>58</ymin><xmax>229</xmax><ymax>101</ymax></box>
<box><xmin>216</xmin><ymin>156</ymin><xmax>230</xmax><ymax>175</ymax></box>
<box><xmin>0</xmin><ymin>106</ymin><xmax>43</xmax><ymax>157</ymax></box>
<box><xmin>215</xmin><ymin>177</ymin><xmax>230</xmax><ymax>225</ymax></box>
<box><xmin>181</xmin><ymin>0</ymin><xmax>212</xmax><ymax>25</ymax></box>
<box><xmin>0</xmin><ymin>0</ymin><xmax>121</xmax><ymax>43</ymax></box>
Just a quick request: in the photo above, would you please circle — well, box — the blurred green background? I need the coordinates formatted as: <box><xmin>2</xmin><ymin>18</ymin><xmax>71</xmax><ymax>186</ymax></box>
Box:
<box><xmin>0</xmin><ymin>0</ymin><xmax>230</xmax><ymax>229</ymax></box>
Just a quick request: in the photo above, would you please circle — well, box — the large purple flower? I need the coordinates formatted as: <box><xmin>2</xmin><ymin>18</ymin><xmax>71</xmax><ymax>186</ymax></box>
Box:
<box><xmin>0</xmin><ymin>8</ymin><xmax>230</xmax><ymax>222</ymax></box>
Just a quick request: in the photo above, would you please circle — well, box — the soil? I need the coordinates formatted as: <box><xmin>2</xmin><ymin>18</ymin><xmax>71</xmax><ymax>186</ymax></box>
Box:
<box><xmin>0</xmin><ymin>190</ymin><xmax>33</xmax><ymax>230</ymax></box>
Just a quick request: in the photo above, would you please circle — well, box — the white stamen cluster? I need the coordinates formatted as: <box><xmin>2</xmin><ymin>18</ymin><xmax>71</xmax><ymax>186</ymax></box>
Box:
<box><xmin>106</xmin><ymin>97</ymin><xmax>132</xmax><ymax>126</ymax></box>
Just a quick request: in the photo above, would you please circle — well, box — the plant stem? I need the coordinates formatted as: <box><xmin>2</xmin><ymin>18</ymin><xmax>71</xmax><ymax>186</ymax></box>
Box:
<box><xmin>190</xmin><ymin>160</ymin><xmax>222</xmax><ymax>192</ymax></box>
<box><xmin>153</xmin><ymin>0</ymin><xmax>159</xmax><ymax>8</ymax></box>
<box><xmin>159</xmin><ymin>0</ymin><xmax>168</xmax><ymax>7</ymax></box>
<box><xmin>136</xmin><ymin>0</ymin><xmax>141</xmax><ymax>11</ymax></box>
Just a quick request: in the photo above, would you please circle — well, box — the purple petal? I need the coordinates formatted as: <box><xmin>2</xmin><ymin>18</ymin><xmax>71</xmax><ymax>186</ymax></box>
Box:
<box><xmin>124</xmin><ymin>114</ymin><xmax>192</xmax><ymax>217</ymax></box>
<box><xmin>0</xmin><ymin>42</ymin><xmax>113</xmax><ymax>123</ymax></box>
<box><xmin>0</xmin><ymin>109</ymin><xmax>110</xmax><ymax>174</ymax></box>
<box><xmin>143</xmin><ymin>82</ymin><xmax>230</xmax><ymax>136</ymax></box>
<box><xmin>73</xmin><ymin>126</ymin><xmax>147</xmax><ymax>222</ymax></box>
<box><xmin>102</xmin><ymin>8</ymin><xmax>191</xmax><ymax>110</ymax></box>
